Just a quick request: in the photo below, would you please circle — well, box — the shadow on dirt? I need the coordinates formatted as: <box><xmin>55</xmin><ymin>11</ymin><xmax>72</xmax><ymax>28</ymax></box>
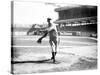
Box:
<box><xmin>11</xmin><ymin>59</ymin><xmax>53</xmax><ymax>64</ymax></box>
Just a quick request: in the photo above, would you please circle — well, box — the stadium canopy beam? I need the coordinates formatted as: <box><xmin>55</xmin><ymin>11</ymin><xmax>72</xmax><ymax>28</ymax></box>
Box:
<box><xmin>54</xmin><ymin>16</ymin><xmax>97</xmax><ymax>24</ymax></box>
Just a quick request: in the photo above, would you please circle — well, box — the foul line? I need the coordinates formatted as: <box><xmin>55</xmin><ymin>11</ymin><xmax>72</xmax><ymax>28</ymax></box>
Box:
<box><xmin>13</xmin><ymin>35</ymin><xmax>97</xmax><ymax>41</ymax></box>
<box><xmin>12</xmin><ymin>45</ymin><xmax>95</xmax><ymax>48</ymax></box>
<box><xmin>13</xmin><ymin>38</ymin><xmax>96</xmax><ymax>45</ymax></box>
<box><xmin>13</xmin><ymin>45</ymin><xmax>74</xmax><ymax>48</ymax></box>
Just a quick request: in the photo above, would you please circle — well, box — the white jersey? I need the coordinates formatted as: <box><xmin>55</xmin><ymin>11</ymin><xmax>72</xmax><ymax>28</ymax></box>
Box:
<box><xmin>46</xmin><ymin>23</ymin><xmax>57</xmax><ymax>33</ymax></box>
<box><xmin>43</xmin><ymin>23</ymin><xmax>60</xmax><ymax>42</ymax></box>
<box><xmin>46</xmin><ymin>23</ymin><xmax>59</xmax><ymax>40</ymax></box>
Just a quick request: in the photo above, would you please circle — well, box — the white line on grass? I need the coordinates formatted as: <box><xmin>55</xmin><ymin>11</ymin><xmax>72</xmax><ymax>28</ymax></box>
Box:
<box><xmin>13</xmin><ymin>45</ymin><xmax>74</xmax><ymax>48</ymax></box>
<box><xmin>12</xmin><ymin>45</ymin><xmax>95</xmax><ymax>48</ymax></box>
<box><xmin>14</xmin><ymin>38</ymin><xmax>96</xmax><ymax>45</ymax></box>
<box><xmin>13</xmin><ymin>35</ymin><xmax>97</xmax><ymax>41</ymax></box>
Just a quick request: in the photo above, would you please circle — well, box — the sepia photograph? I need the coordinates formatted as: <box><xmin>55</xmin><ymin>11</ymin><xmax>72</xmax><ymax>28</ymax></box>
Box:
<box><xmin>11</xmin><ymin>0</ymin><xmax>97</xmax><ymax>74</ymax></box>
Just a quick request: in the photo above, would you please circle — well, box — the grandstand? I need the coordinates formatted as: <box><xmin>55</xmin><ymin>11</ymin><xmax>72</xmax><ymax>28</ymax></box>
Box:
<box><xmin>54</xmin><ymin>5</ymin><xmax>97</xmax><ymax>37</ymax></box>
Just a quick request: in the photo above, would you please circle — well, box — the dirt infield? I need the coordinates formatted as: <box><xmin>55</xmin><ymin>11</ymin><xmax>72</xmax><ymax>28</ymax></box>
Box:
<box><xmin>13</xmin><ymin>52</ymin><xmax>97</xmax><ymax>74</ymax></box>
<box><xmin>12</xmin><ymin>36</ymin><xmax>97</xmax><ymax>74</ymax></box>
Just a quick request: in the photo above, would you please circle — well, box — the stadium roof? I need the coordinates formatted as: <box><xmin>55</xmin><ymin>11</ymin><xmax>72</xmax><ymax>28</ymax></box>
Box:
<box><xmin>55</xmin><ymin>5</ymin><xmax>97</xmax><ymax>12</ymax></box>
<box><xmin>54</xmin><ymin>16</ymin><xmax>97</xmax><ymax>24</ymax></box>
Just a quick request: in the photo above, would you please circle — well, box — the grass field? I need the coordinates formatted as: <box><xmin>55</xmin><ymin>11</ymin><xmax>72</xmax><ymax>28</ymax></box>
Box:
<box><xmin>12</xmin><ymin>35</ymin><xmax>97</xmax><ymax>74</ymax></box>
